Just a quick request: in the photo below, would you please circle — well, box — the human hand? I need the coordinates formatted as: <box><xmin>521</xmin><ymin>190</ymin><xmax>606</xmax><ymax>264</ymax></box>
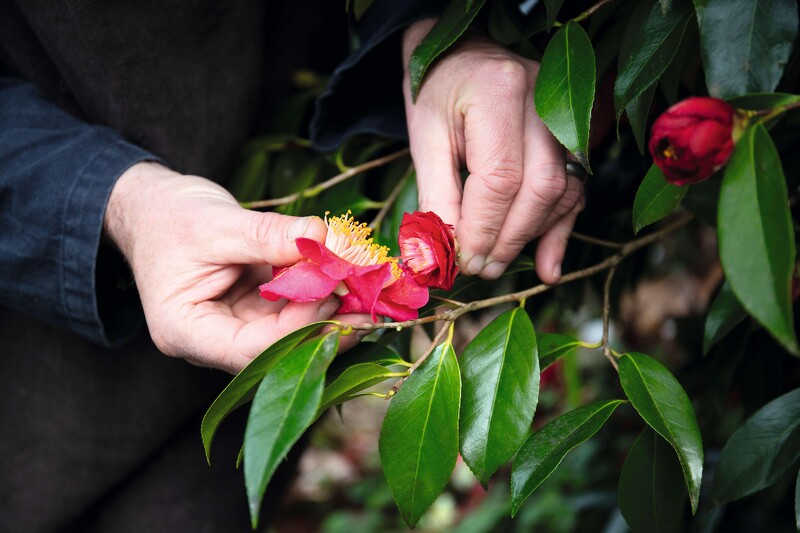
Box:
<box><xmin>402</xmin><ymin>20</ymin><xmax>584</xmax><ymax>284</ymax></box>
<box><xmin>104</xmin><ymin>162</ymin><xmax>367</xmax><ymax>374</ymax></box>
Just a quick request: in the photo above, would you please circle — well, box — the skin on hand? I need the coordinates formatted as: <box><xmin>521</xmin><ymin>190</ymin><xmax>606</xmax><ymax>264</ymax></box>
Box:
<box><xmin>104</xmin><ymin>162</ymin><xmax>369</xmax><ymax>374</ymax></box>
<box><xmin>402</xmin><ymin>19</ymin><xmax>585</xmax><ymax>284</ymax></box>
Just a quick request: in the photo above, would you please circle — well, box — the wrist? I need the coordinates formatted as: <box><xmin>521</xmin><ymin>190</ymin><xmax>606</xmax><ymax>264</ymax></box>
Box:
<box><xmin>103</xmin><ymin>161</ymin><xmax>179</xmax><ymax>262</ymax></box>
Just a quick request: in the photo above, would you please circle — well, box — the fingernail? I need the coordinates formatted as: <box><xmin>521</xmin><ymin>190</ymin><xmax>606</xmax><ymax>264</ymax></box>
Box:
<box><xmin>318</xmin><ymin>297</ymin><xmax>340</xmax><ymax>319</ymax></box>
<box><xmin>552</xmin><ymin>264</ymin><xmax>562</xmax><ymax>281</ymax></box>
<box><xmin>288</xmin><ymin>217</ymin><xmax>312</xmax><ymax>241</ymax></box>
<box><xmin>465</xmin><ymin>255</ymin><xmax>486</xmax><ymax>275</ymax></box>
<box><xmin>481</xmin><ymin>261</ymin><xmax>508</xmax><ymax>280</ymax></box>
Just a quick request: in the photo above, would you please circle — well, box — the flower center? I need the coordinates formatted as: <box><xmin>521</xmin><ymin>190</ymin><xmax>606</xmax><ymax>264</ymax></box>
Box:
<box><xmin>401</xmin><ymin>237</ymin><xmax>437</xmax><ymax>274</ymax></box>
<box><xmin>325</xmin><ymin>211</ymin><xmax>401</xmax><ymax>280</ymax></box>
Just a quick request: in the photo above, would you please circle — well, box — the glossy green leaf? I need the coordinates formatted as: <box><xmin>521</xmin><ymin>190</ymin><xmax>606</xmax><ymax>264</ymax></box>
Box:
<box><xmin>534</xmin><ymin>21</ymin><xmax>596</xmax><ymax>172</ymax></box>
<box><xmin>244</xmin><ymin>332</ymin><xmax>339</xmax><ymax>528</ymax></box>
<box><xmin>619</xmin><ymin>352</ymin><xmax>704</xmax><ymax>513</ymax></box>
<box><xmin>694</xmin><ymin>0</ymin><xmax>798</xmax><ymax>97</ymax></box>
<box><xmin>408</xmin><ymin>0</ymin><xmax>487</xmax><ymax>101</ymax></box>
<box><xmin>543</xmin><ymin>0</ymin><xmax>566</xmax><ymax>29</ymax></box>
<box><xmin>718</xmin><ymin>124</ymin><xmax>798</xmax><ymax>354</ymax></box>
<box><xmin>632</xmin><ymin>164</ymin><xmax>688</xmax><ymax>234</ymax></box>
<box><xmin>614</xmin><ymin>1</ymin><xmax>691</xmax><ymax>118</ymax></box>
<box><xmin>510</xmin><ymin>399</ymin><xmax>624</xmax><ymax>515</ymax></box>
<box><xmin>626</xmin><ymin>82</ymin><xmax>657</xmax><ymax>154</ymax></box>
<box><xmin>703</xmin><ymin>280</ymin><xmax>748</xmax><ymax>355</ymax></box>
<box><xmin>319</xmin><ymin>363</ymin><xmax>399</xmax><ymax>412</ymax></box>
<box><xmin>327</xmin><ymin>341</ymin><xmax>406</xmax><ymax>382</ymax></box>
<box><xmin>711</xmin><ymin>388</ymin><xmax>800</xmax><ymax>505</ymax></box>
<box><xmin>728</xmin><ymin>93</ymin><xmax>800</xmax><ymax>111</ymax></box>
<box><xmin>379</xmin><ymin>342</ymin><xmax>461</xmax><ymax>527</ymax></box>
<box><xmin>460</xmin><ymin>308</ymin><xmax>539</xmax><ymax>486</ymax></box>
<box><xmin>201</xmin><ymin>321</ymin><xmax>336</xmax><ymax>462</ymax></box>
<box><xmin>619</xmin><ymin>428</ymin><xmax>687</xmax><ymax>533</ymax></box>
<box><xmin>537</xmin><ymin>332</ymin><xmax>581</xmax><ymax>370</ymax></box>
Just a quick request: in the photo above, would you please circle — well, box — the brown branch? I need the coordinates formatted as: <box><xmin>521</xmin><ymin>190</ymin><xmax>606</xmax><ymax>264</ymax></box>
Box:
<box><xmin>388</xmin><ymin>322</ymin><xmax>452</xmax><ymax>397</ymax></box>
<box><xmin>350</xmin><ymin>213</ymin><xmax>693</xmax><ymax>332</ymax></box>
<box><xmin>571</xmin><ymin>0</ymin><xmax>614</xmax><ymax>23</ymax></box>
<box><xmin>601</xmin><ymin>265</ymin><xmax>619</xmax><ymax>371</ymax></box>
<box><xmin>243</xmin><ymin>148</ymin><xmax>410</xmax><ymax>209</ymax></box>
<box><xmin>571</xmin><ymin>231</ymin><xmax>624</xmax><ymax>249</ymax></box>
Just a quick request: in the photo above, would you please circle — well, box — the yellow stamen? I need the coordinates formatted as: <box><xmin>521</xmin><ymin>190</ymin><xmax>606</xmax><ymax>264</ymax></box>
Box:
<box><xmin>662</xmin><ymin>145</ymin><xmax>677</xmax><ymax>160</ymax></box>
<box><xmin>324</xmin><ymin>211</ymin><xmax>401</xmax><ymax>281</ymax></box>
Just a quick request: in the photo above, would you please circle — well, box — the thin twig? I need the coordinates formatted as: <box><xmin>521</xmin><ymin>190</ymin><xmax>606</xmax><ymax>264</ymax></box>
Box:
<box><xmin>601</xmin><ymin>265</ymin><xmax>619</xmax><ymax>371</ymax></box>
<box><xmin>243</xmin><ymin>148</ymin><xmax>410</xmax><ymax>209</ymax></box>
<box><xmin>571</xmin><ymin>0</ymin><xmax>614</xmax><ymax>23</ymax></box>
<box><xmin>369</xmin><ymin>163</ymin><xmax>414</xmax><ymax>230</ymax></box>
<box><xmin>571</xmin><ymin>231</ymin><xmax>624</xmax><ymax>249</ymax></box>
<box><xmin>351</xmin><ymin>213</ymin><xmax>693</xmax><ymax>332</ymax></box>
<box><xmin>388</xmin><ymin>321</ymin><xmax>452</xmax><ymax>396</ymax></box>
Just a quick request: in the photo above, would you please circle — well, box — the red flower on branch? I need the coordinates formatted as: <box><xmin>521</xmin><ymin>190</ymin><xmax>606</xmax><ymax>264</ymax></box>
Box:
<box><xmin>399</xmin><ymin>211</ymin><xmax>459</xmax><ymax>291</ymax></box>
<box><xmin>259</xmin><ymin>212</ymin><xmax>428</xmax><ymax>322</ymax></box>
<box><xmin>648</xmin><ymin>97</ymin><xmax>742</xmax><ymax>185</ymax></box>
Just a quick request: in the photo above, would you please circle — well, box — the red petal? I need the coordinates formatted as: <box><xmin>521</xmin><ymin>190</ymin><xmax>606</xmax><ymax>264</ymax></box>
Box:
<box><xmin>344</xmin><ymin>263</ymin><xmax>394</xmax><ymax>321</ymax></box>
<box><xmin>296</xmin><ymin>238</ymin><xmax>385</xmax><ymax>280</ymax></box>
<box><xmin>259</xmin><ymin>259</ymin><xmax>338</xmax><ymax>302</ymax></box>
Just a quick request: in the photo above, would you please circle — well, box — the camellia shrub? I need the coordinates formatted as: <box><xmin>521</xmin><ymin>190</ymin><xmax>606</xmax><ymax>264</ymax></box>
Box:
<box><xmin>202</xmin><ymin>0</ymin><xmax>800</xmax><ymax>530</ymax></box>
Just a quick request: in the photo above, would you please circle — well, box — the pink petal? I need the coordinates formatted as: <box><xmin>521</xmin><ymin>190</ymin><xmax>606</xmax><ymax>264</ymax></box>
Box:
<box><xmin>382</xmin><ymin>270</ymin><xmax>429</xmax><ymax>309</ymax></box>
<box><xmin>259</xmin><ymin>259</ymin><xmax>338</xmax><ymax>302</ymax></box>
<box><xmin>296</xmin><ymin>238</ymin><xmax>385</xmax><ymax>280</ymax></box>
<box><xmin>344</xmin><ymin>263</ymin><xmax>394</xmax><ymax>321</ymax></box>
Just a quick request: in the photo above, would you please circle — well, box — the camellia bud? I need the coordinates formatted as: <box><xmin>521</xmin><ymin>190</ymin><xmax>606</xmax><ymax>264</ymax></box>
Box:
<box><xmin>648</xmin><ymin>97</ymin><xmax>746</xmax><ymax>185</ymax></box>
<box><xmin>399</xmin><ymin>211</ymin><xmax>459</xmax><ymax>291</ymax></box>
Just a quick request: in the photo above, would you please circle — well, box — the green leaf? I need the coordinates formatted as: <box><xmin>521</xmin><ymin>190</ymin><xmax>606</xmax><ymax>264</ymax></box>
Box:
<box><xmin>460</xmin><ymin>308</ymin><xmax>539</xmax><ymax>486</ymax></box>
<box><xmin>711</xmin><ymin>388</ymin><xmax>800</xmax><ymax>505</ymax></box>
<box><xmin>537</xmin><ymin>332</ymin><xmax>581</xmax><ymax>370</ymax></box>
<box><xmin>511</xmin><ymin>399</ymin><xmax>623</xmax><ymax>514</ymax></box>
<box><xmin>543</xmin><ymin>0</ymin><xmax>566</xmax><ymax>30</ymax></box>
<box><xmin>408</xmin><ymin>0</ymin><xmax>487</xmax><ymax>101</ymax></box>
<box><xmin>632</xmin><ymin>164</ymin><xmax>688</xmax><ymax>234</ymax></box>
<box><xmin>327</xmin><ymin>341</ymin><xmax>406</xmax><ymax>382</ymax></box>
<box><xmin>319</xmin><ymin>363</ymin><xmax>399</xmax><ymax>412</ymax></box>
<box><xmin>718</xmin><ymin>124</ymin><xmax>798</xmax><ymax>354</ymax></box>
<box><xmin>618</xmin><ymin>352</ymin><xmax>704</xmax><ymax>514</ymax></box>
<box><xmin>703</xmin><ymin>280</ymin><xmax>748</xmax><ymax>355</ymax></box>
<box><xmin>727</xmin><ymin>92</ymin><xmax>800</xmax><ymax>111</ymax></box>
<box><xmin>694</xmin><ymin>0</ymin><xmax>798</xmax><ymax>97</ymax></box>
<box><xmin>626</xmin><ymin>82</ymin><xmax>657</xmax><ymax>154</ymax></box>
<box><xmin>201</xmin><ymin>321</ymin><xmax>336</xmax><ymax>462</ymax></box>
<box><xmin>614</xmin><ymin>1</ymin><xmax>691</xmax><ymax>118</ymax></box>
<box><xmin>619</xmin><ymin>428</ymin><xmax>687</xmax><ymax>533</ymax></box>
<box><xmin>243</xmin><ymin>332</ymin><xmax>339</xmax><ymax>528</ymax></box>
<box><xmin>534</xmin><ymin>21</ymin><xmax>596</xmax><ymax>172</ymax></box>
<box><xmin>379</xmin><ymin>342</ymin><xmax>461</xmax><ymax>527</ymax></box>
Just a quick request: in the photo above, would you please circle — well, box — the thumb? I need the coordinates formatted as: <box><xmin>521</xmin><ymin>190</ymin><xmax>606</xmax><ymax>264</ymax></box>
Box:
<box><xmin>213</xmin><ymin>210</ymin><xmax>327</xmax><ymax>266</ymax></box>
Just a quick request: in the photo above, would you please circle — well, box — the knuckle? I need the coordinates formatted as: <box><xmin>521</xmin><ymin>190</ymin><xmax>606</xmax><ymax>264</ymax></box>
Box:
<box><xmin>527</xmin><ymin>173</ymin><xmax>567</xmax><ymax>206</ymax></box>
<box><xmin>249</xmin><ymin>213</ymin><xmax>282</xmax><ymax>246</ymax></box>
<box><xmin>477</xmin><ymin>169</ymin><xmax>523</xmax><ymax>202</ymax></box>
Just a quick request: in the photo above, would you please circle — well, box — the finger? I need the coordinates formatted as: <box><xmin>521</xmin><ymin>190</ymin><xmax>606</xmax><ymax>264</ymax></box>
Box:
<box><xmin>211</xmin><ymin>210</ymin><xmax>327</xmax><ymax>267</ymax></box>
<box><xmin>457</xmin><ymin>63</ymin><xmax>528</xmax><ymax>275</ymax></box>
<box><xmin>478</xmin><ymin>99</ymin><xmax>567</xmax><ymax>279</ymax></box>
<box><xmin>409</xmin><ymin>117</ymin><xmax>463</xmax><ymax>228</ymax></box>
<box><xmin>193</xmin><ymin>298</ymin><xmax>343</xmax><ymax>374</ymax></box>
<box><xmin>534</xmin><ymin>194</ymin><xmax>585</xmax><ymax>285</ymax></box>
<box><xmin>330</xmin><ymin>314</ymin><xmax>374</xmax><ymax>353</ymax></box>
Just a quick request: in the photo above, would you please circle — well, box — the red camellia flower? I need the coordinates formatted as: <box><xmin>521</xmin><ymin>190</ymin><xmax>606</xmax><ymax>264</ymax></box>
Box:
<box><xmin>259</xmin><ymin>212</ymin><xmax>428</xmax><ymax>322</ymax></box>
<box><xmin>648</xmin><ymin>97</ymin><xmax>740</xmax><ymax>185</ymax></box>
<box><xmin>398</xmin><ymin>211</ymin><xmax>459</xmax><ymax>291</ymax></box>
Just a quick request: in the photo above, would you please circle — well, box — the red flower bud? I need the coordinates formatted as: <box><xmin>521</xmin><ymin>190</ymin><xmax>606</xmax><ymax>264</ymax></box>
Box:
<box><xmin>648</xmin><ymin>97</ymin><xmax>741</xmax><ymax>185</ymax></box>
<box><xmin>399</xmin><ymin>211</ymin><xmax>459</xmax><ymax>291</ymax></box>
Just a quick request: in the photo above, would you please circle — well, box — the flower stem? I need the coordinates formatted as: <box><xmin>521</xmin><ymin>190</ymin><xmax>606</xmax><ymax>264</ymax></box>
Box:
<box><xmin>387</xmin><ymin>321</ymin><xmax>452</xmax><ymax>397</ymax></box>
<box><xmin>601</xmin><ymin>265</ymin><xmax>619</xmax><ymax>371</ymax></box>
